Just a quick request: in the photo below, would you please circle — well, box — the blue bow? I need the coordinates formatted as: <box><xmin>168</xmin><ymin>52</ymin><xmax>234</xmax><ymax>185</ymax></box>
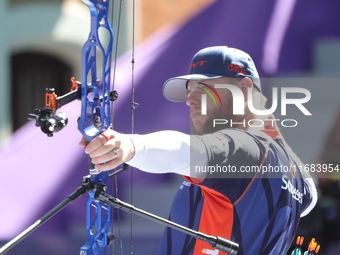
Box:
<box><xmin>78</xmin><ymin>0</ymin><xmax>115</xmax><ymax>254</ymax></box>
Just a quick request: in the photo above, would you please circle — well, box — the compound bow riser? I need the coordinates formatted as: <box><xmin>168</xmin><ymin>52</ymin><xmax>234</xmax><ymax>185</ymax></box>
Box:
<box><xmin>78</xmin><ymin>0</ymin><xmax>115</xmax><ymax>254</ymax></box>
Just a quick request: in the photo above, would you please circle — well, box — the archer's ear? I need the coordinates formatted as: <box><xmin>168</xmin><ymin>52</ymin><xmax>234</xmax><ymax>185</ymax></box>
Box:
<box><xmin>239</xmin><ymin>77</ymin><xmax>253</xmax><ymax>102</ymax></box>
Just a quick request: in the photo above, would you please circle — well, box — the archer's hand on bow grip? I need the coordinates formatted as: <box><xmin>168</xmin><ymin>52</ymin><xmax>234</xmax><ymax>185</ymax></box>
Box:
<box><xmin>86</xmin><ymin>140</ymin><xmax>101</xmax><ymax>175</ymax></box>
<box><xmin>78</xmin><ymin>134</ymin><xmax>109</xmax><ymax>174</ymax></box>
<box><xmin>79</xmin><ymin>130</ymin><xmax>136</xmax><ymax>171</ymax></box>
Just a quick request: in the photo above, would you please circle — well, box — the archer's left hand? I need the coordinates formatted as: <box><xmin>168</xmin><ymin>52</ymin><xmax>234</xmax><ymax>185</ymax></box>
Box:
<box><xmin>79</xmin><ymin>129</ymin><xmax>135</xmax><ymax>171</ymax></box>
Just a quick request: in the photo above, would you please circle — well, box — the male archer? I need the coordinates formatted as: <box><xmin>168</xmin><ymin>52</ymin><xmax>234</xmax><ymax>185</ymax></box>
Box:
<box><xmin>80</xmin><ymin>46</ymin><xmax>317</xmax><ymax>254</ymax></box>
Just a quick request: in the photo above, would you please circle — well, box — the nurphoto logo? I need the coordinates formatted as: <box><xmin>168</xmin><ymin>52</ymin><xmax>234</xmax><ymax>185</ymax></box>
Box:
<box><xmin>200</xmin><ymin>84</ymin><xmax>312</xmax><ymax>128</ymax></box>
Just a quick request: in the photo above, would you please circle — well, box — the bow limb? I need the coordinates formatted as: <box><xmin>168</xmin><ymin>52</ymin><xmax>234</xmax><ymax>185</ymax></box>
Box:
<box><xmin>78</xmin><ymin>0</ymin><xmax>115</xmax><ymax>254</ymax></box>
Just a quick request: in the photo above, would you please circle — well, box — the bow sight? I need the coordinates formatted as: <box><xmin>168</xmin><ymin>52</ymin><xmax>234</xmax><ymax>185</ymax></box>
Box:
<box><xmin>27</xmin><ymin>105</ymin><xmax>68</xmax><ymax>137</ymax></box>
<box><xmin>27</xmin><ymin>78</ymin><xmax>118</xmax><ymax>137</ymax></box>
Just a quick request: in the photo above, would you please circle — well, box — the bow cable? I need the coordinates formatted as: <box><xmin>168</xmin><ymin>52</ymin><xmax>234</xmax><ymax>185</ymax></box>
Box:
<box><xmin>129</xmin><ymin>0</ymin><xmax>138</xmax><ymax>253</ymax></box>
<box><xmin>109</xmin><ymin>0</ymin><xmax>124</xmax><ymax>254</ymax></box>
<box><xmin>109</xmin><ymin>0</ymin><xmax>138</xmax><ymax>254</ymax></box>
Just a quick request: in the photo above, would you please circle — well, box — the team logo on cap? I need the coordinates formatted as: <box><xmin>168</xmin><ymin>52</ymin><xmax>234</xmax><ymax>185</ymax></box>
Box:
<box><xmin>189</xmin><ymin>60</ymin><xmax>207</xmax><ymax>72</ymax></box>
<box><xmin>228</xmin><ymin>64</ymin><xmax>248</xmax><ymax>75</ymax></box>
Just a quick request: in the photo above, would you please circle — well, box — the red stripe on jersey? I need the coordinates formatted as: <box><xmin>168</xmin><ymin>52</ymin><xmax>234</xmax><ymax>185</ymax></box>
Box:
<box><xmin>184</xmin><ymin>176</ymin><xmax>234</xmax><ymax>255</ymax></box>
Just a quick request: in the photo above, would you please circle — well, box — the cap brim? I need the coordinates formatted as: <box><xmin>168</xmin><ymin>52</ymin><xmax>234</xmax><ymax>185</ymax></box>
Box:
<box><xmin>162</xmin><ymin>73</ymin><xmax>224</xmax><ymax>102</ymax></box>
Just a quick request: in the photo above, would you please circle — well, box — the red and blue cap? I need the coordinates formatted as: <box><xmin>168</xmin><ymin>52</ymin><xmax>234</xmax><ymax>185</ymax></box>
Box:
<box><xmin>162</xmin><ymin>46</ymin><xmax>261</xmax><ymax>102</ymax></box>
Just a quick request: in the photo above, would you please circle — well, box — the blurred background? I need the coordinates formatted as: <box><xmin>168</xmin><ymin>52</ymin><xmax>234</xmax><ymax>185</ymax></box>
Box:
<box><xmin>1</xmin><ymin>0</ymin><xmax>340</xmax><ymax>254</ymax></box>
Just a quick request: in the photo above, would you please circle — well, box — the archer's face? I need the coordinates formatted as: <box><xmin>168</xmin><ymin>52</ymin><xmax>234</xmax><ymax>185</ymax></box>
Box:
<box><xmin>186</xmin><ymin>77</ymin><xmax>238</xmax><ymax>135</ymax></box>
